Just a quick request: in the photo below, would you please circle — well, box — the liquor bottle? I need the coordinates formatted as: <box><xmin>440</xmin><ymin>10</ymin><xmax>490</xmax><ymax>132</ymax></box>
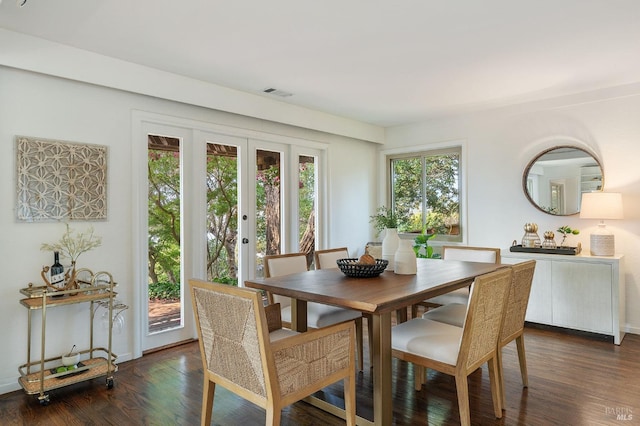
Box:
<box><xmin>50</xmin><ymin>251</ymin><xmax>65</xmax><ymax>289</ymax></box>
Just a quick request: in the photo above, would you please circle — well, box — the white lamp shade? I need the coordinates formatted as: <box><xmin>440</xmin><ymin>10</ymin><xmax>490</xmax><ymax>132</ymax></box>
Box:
<box><xmin>580</xmin><ymin>192</ymin><xmax>623</xmax><ymax>220</ymax></box>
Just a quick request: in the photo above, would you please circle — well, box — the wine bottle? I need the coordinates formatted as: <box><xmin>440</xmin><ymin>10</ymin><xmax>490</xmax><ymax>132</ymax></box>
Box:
<box><xmin>50</xmin><ymin>251</ymin><xmax>65</xmax><ymax>289</ymax></box>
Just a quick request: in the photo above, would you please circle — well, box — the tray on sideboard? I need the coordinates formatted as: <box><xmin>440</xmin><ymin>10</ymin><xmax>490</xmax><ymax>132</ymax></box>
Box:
<box><xmin>509</xmin><ymin>244</ymin><xmax>581</xmax><ymax>255</ymax></box>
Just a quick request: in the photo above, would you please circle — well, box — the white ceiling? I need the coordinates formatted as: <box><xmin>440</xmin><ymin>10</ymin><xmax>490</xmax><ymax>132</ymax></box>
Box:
<box><xmin>1</xmin><ymin>0</ymin><xmax>639</xmax><ymax>127</ymax></box>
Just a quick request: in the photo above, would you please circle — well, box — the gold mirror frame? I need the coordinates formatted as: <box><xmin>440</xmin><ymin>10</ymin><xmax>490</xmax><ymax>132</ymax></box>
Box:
<box><xmin>522</xmin><ymin>145</ymin><xmax>603</xmax><ymax>216</ymax></box>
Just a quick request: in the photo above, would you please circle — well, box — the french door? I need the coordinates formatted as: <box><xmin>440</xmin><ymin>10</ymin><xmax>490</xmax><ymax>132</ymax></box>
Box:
<box><xmin>135</xmin><ymin>115</ymin><xmax>324</xmax><ymax>355</ymax></box>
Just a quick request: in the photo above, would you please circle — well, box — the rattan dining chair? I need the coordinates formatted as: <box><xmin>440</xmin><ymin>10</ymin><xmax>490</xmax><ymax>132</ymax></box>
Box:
<box><xmin>189</xmin><ymin>279</ymin><xmax>356</xmax><ymax>426</ymax></box>
<box><xmin>313</xmin><ymin>247</ymin><xmax>351</xmax><ymax>271</ymax></box>
<box><xmin>392</xmin><ymin>268</ymin><xmax>513</xmax><ymax>426</ymax></box>
<box><xmin>264</xmin><ymin>252</ymin><xmax>366</xmax><ymax>371</ymax></box>
<box><xmin>411</xmin><ymin>246</ymin><xmax>501</xmax><ymax>318</ymax></box>
<box><xmin>422</xmin><ymin>260</ymin><xmax>536</xmax><ymax>407</ymax></box>
<box><xmin>314</xmin><ymin>247</ymin><xmax>374</xmax><ymax>368</ymax></box>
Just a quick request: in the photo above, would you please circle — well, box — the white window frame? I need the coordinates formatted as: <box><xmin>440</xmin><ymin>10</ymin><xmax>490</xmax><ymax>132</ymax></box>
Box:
<box><xmin>379</xmin><ymin>140</ymin><xmax>467</xmax><ymax>246</ymax></box>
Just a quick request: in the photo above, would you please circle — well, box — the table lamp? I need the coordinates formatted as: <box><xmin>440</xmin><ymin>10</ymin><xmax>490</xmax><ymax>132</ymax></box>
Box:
<box><xmin>579</xmin><ymin>192</ymin><xmax>623</xmax><ymax>256</ymax></box>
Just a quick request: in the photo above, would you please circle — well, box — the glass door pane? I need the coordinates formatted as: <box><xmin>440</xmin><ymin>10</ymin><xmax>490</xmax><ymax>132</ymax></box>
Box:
<box><xmin>206</xmin><ymin>143</ymin><xmax>239</xmax><ymax>286</ymax></box>
<box><xmin>298</xmin><ymin>155</ymin><xmax>317</xmax><ymax>268</ymax></box>
<box><xmin>147</xmin><ymin>135</ymin><xmax>182</xmax><ymax>333</ymax></box>
<box><xmin>255</xmin><ymin>149</ymin><xmax>282</xmax><ymax>277</ymax></box>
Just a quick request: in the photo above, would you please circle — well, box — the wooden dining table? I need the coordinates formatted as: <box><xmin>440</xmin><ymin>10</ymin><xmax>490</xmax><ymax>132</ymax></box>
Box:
<box><xmin>245</xmin><ymin>257</ymin><xmax>504</xmax><ymax>426</ymax></box>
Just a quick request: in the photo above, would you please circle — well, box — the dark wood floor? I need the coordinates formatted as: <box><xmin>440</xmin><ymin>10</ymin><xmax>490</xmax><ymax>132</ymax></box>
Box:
<box><xmin>1</xmin><ymin>322</ymin><xmax>639</xmax><ymax>425</ymax></box>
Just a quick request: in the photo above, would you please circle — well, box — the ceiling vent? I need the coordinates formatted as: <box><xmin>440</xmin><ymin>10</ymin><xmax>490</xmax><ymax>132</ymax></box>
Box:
<box><xmin>262</xmin><ymin>88</ymin><xmax>293</xmax><ymax>98</ymax></box>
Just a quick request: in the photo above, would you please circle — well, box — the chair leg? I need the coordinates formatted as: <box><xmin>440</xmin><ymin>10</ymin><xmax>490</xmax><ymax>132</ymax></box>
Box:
<box><xmin>414</xmin><ymin>364</ymin><xmax>425</xmax><ymax>391</ymax></box>
<box><xmin>201</xmin><ymin>377</ymin><xmax>215</xmax><ymax>426</ymax></box>
<box><xmin>355</xmin><ymin>317</ymin><xmax>364</xmax><ymax>371</ymax></box>
<box><xmin>364</xmin><ymin>314</ymin><xmax>374</xmax><ymax>368</ymax></box>
<box><xmin>496</xmin><ymin>347</ymin><xmax>506</xmax><ymax>409</ymax></box>
<box><xmin>516</xmin><ymin>335</ymin><xmax>529</xmax><ymax>387</ymax></box>
<box><xmin>344</xmin><ymin>371</ymin><xmax>356</xmax><ymax>426</ymax></box>
<box><xmin>488</xmin><ymin>357</ymin><xmax>503</xmax><ymax>418</ymax></box>
<box><xmin>454</xmin><ymin>373</ymin><xmax>471</xmax><ymax>426</ymax></box>
<box><xmin>411</xmin><ymin>303</ymin><xmax>418</xmax><ymax>319</ymax></box>
<box><xmin>265</xmin><ymin>405</ymin><xmax>281</xmax><ymax>426</ymax></box>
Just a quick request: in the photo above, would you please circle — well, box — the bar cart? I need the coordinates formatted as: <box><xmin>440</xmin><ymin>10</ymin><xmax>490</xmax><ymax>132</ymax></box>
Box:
<box><xmin>18</xmin><ymin>270</ymin><xmax>127</xmax><ymax>405</ymax></box>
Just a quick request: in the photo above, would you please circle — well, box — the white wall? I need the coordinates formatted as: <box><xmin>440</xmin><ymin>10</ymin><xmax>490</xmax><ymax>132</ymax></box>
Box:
<box><xmin>0</xmin><ymin>66</ymin><xmax>376</xmax><ymax>394</ymax></box>
<box><xmin>385</xmin><ymin>88</ymin><xmax>640</xmax><ymax>336</ymax></box>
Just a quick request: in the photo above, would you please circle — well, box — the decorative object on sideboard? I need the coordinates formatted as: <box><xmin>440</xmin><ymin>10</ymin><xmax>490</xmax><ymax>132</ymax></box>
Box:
<box><xmin>510</xmin><ymin>240</ymin><xmax>581</xmax><ymax>255</ymax></box>
<box><xmin>556</xmin><ymin>225</ymin><xmax>580</xmax><ymax>247</ymax></box>
<box><xmin>580</xmin><ymin>192</ymin><xmax>623</xmax><ymax>256</ymax></box>
<box><xmin>40</xmin><ymin>223</ymin><xmax>102</xmax><ymax>291</ymax></box>
<box><xmin>521</xmin><ymin>223</ymin><xmax>541</xmax><ymax>248</ymax></box>
<box><xmin>541</xmin><ymin>231</ymin><xmax>557</xmax><ymax>249</ymax></box>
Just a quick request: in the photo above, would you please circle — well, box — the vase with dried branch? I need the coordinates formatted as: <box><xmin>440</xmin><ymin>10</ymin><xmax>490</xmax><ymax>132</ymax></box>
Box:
<box><xmin>41</xmin><ymin>224</ymin><xmax>102</xmax><ymax>291</ymax></box>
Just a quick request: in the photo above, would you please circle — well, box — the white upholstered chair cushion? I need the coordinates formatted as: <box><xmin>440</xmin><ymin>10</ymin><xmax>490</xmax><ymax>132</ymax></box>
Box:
<box><xmin>281</xmin><ymin>303</ymin><xmax>362</xmax><ymax>328</ymax></box>
<box><xmin>265</xmin><ymin>251</ymin><xmax>366</xmax><ymax>371</ymax></box>
<box><xmin>267</xmin><ymin>254</ymin><xmax>308</xmax><ymax>276</ymax></box>
<box><xmin>442</xmin><ymin>247</ymin><xmax>499</xmax><ymax>263</ymax></box>
<box><xmin>315</xmin><ymin>248</ymin><xmax>349</xmax><ymax>269</ymax></box>
<box><xmin>264</xmin><ymin>254</ymin><xmax>308</xmax><ymax>308</ymax></box>
<box><xmin>392</xmin><ymin>318</ymin><xmax>463</xmax><ymax>365</ymax></box>
<box><xmin>422</xmin><ymin>302</ymin><xmax>467</xmax><ymax>327</ymax></box>
<box><xmin>425</xmin><ymin>288</ymin><xmax>469</xmax><ymax>306</ymax></box>
<box><xmin>423</xmin><ymin>246</ymin><xmax>500</xmax><ymax>307</ymax></box>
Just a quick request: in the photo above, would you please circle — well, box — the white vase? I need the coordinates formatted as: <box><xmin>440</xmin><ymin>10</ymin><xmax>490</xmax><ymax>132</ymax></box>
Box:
<box><xmin>394</xmin><ymin>239</ymin><xmax>417</xmax><ymax>275</ymax></box>
<box><xmin>381</xmin><ymin>228</ymin><xmax>400</xmax><ymax>271</ymax></box>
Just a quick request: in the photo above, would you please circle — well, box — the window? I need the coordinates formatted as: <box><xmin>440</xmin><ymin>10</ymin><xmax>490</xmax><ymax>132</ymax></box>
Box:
<box><xmin>389</xmin><ymin>146</ymin><xmax>461</xmax><ymax>241</ymax></box>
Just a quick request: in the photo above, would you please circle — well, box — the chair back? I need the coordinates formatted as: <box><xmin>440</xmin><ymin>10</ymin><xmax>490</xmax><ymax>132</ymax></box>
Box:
<box><xmin>264</xmin><ymin>253</ymin><xmax>308</xmax><ymax>307</ymax></box>
<box><xmin>442</xmin><ymin>246</ymin><xmax>501</xmax><ymax>264</ymax></box>
<box><xmin>457</xmin><ymin>268</ymin><xmax>512</xmax><ymax>372</ymax></box>
<box><xmin>189</xmin><ymin>279</ymin><xmax>273</xmax><ymax>403</ymax></box>
<box><xmin>314</xmin><ymin>247</ymin><xmax>349</xmax><ymax>269</ymax></box>
<box><xmin>500</xmin><ymin>260</ymin><xmax>536</xmax><ymax>345</ymax></box>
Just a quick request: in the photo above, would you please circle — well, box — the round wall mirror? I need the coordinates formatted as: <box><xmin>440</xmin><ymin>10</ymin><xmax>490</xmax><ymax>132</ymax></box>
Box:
<box><xmin>523</xmin><ymin>146</ymin><xmax>603</xmax><ymax>216</ymax></box>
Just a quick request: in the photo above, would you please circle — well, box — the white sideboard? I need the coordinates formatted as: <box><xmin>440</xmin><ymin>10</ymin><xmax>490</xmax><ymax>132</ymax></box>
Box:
<box><xmin>501</xmin><ymin>250</ymin><xmax>625</xmax><ymax>344</ymax></box>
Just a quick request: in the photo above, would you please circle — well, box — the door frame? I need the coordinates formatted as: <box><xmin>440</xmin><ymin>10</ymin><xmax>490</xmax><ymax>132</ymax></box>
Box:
<box><xmin>132</xmin><ymin>111</ymin><xmax>328</xmax><ymax>358</ymax></box>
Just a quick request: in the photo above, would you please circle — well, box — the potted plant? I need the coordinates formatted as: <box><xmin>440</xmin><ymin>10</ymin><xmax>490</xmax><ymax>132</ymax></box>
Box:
<box><xmin>369</xmin><ymin>206</ymin><xmax>398</xmax><ymax>236</ymax></box>
<box><xmin>413</xmin><ymin>232</ymin><xmax>440</xmax><ymax>259</ymax></box>
<box><xmin>557</xmin><ymin>225</ymin><xmax>579</xmax><ymax>247</ymax></box>
<box><xmin>370</xmin><ymin>206</ymin><xmax>400</xmax><ymax>270</ymax></box>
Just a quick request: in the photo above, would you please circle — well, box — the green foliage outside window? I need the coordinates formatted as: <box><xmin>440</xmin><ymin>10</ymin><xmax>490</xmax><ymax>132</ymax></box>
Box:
<box><xmin>390</xmin><ymin>149</ymin><xmax>460</xmax><ymax>238</ymax></box>
<box><xmin>148</xmin><ymin>145</ymin><xmax>317</xmax><ymax>298</ymax></box>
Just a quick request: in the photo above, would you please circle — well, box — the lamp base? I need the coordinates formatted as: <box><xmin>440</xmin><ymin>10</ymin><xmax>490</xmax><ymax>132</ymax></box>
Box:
<box><xmin>590</xmin><ymin>233</ymin><xmax>615</xmax><ymax>256</ymax></box>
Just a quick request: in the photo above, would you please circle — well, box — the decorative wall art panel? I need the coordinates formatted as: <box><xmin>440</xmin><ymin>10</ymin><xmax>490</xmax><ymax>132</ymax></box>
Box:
<box><xmin>16</xmin><ymin>136</ymin><xmax>108</xmax><ymax>222</ymax></box>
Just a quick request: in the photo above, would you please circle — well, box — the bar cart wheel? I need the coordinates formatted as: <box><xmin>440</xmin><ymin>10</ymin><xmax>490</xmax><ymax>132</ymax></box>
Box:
<box><xmin>106</xmin><ymin>377</ymin><xmax>114</xmax><ymax>389</ymax></box>
<box><xmin>38</xmin><ymin>394</ymin><xmax>50</xmax><ymax>406</ymax></box>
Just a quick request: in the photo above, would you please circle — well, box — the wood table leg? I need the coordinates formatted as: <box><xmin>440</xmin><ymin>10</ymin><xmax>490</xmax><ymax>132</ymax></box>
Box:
<box><xmin>291</xmin><ymin>298</ymin><xmax>308</xmax><ymax>332</ymax></box>
<box><xmin>371</xmin><ymin>312</ymin><xmax>392</xmax><ymax>426</ymax></box>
